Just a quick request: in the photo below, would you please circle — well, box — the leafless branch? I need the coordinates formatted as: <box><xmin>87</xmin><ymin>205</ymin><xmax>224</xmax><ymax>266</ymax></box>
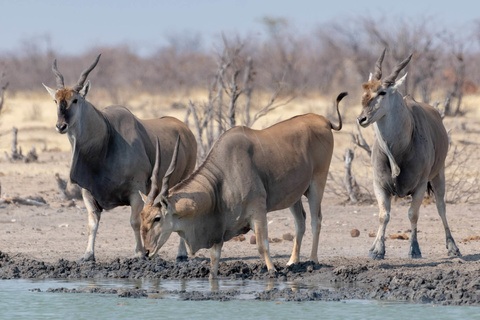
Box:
<box><xmin>344</xmin><ymin>148</ymin><xmax>359</xmax><ymax>203</ymax></box>
<box><xmin>352</xmin><ymin>121</ymin><xmax>372</xmax><ymax>156</ymax></box>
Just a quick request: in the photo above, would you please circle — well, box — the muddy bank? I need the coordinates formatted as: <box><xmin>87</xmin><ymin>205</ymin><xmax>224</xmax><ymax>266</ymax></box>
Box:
<box><xmin>2</xmin><ymin>251</ymin><xmax>479</xmax><ymax>305</ymax></box>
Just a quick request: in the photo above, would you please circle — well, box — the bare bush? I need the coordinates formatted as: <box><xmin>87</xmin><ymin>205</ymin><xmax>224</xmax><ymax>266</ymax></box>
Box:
<box><xmin>444</xmin><ymin>143</ymin><xmax>480</xmax><ymax>204</ymax></box>
<box><xmin>4</xmin><ymin>127</ymin><xmax>38</xmax><ymax>163</ymax></box>
<box><xmin>186</xmin><ymin>35</ymin><xmax>295</xmax><ymax>163</ymax></box>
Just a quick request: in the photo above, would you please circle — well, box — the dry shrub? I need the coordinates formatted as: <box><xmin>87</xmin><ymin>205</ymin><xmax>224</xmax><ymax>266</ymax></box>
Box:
<box><xmin>444</xmin><ymin>143</ymin><xmax>480</xmax><ymax>204</ymax></box>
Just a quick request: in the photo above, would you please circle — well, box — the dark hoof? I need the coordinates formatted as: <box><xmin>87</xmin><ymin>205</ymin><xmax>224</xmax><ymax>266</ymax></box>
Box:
<box><xmin>369</xmin><ymin>250</ymin><xmax>385</xmax><ymax>260</ymax></box>
<box><xmin>79</xmin><ymin>256</ymin><xmax>95</xmax><ymax>263</ymax></box>
<box><xmin>176</xmin><ymin>255</ymin><xmax>188</xmax><ymax>262</ymax></box>
<box><xmin>409</xmin><ymin>242</ymin><xmax>422</xmax><ymax>259</ymax></box>
<box><xmin>448</xmin><ymin>248</ymin><xmax>462</xmax><ymax>257</ymax></box>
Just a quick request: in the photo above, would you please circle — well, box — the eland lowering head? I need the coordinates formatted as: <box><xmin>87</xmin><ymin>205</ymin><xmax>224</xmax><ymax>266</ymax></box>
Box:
<box><xmin>357</xmin><ymin>49</ymin><xmax>460</xmax><ymax>260</ymax></box>
<box><xmin>43</xmin><ymin>54</ymin><xmax>197</xmax><ymax>261</ymax></box>
<box><xmin>140</xmin><ymin>92</ymin><xmax>347</xmax><ymax>279</ymax></box>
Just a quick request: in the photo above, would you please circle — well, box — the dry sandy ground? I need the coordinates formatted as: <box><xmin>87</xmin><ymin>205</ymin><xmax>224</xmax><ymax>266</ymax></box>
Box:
<box><xmin>0</xmin><ymin>150</ymin><xmax>478</xmax><ymax>265</ymax></box>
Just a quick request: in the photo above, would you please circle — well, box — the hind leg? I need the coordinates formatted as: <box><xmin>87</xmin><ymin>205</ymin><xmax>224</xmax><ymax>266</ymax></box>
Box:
<box><xmin>287</xmin><ymin>199</ymin><xmax>306</xmax><ymax>266</ymax></box>
<box><xmin>306</xmin><ymin>174</ymin><xmax>328</xmax><ymax>263</ymax></box>
<box><xmin>430</xmin><ymin>169</ymin><xmax>461</xmax><ymax>257</ymax></box>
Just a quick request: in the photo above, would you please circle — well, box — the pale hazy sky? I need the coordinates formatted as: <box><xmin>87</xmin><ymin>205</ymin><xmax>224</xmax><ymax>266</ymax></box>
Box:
<box><xmin>1</xmin><ymin>0</ymin><xmax>476</xmax><ymax>56</ymax></box>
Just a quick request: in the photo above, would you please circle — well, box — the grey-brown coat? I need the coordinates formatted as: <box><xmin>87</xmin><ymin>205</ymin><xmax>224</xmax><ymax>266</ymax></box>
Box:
<box><xmin>357</xmin><ymin>49</ymin><xmax>460</xmax><ymax>259</ymax></box>
<box><xmin>140</xmin><ymin>93</ymin><xmax>347</xmax><ymax>279</ymax></box>
<box><xmin>43</xmin><ymin>54</ymin><xmax>197</xmax><ymax>261</ymax></box>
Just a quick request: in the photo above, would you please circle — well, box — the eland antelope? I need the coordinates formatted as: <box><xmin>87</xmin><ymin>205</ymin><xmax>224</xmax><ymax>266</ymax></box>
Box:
<box><xmin>357</xmin><ymin>49</ymin><xmax>461</xmax><ymax>260</ymax></box>
<box><xmin>139</xmin><ymin>92</ymin><xmax>347</xmax><ymax>279</ymax></box>
<box><xmin>43</xmin><ymin>54</ymin><xmax>197</xmax><ymax>261</ymax></box>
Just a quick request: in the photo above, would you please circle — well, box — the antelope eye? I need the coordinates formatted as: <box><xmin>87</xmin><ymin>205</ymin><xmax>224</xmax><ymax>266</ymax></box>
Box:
<box><xmin>378</xmin><ymin>91</ymin><xmax>386</xmax><ymax>96</ymax></box>
<box><xmin>153</xmin><ymin>216</ymin><xmax>161</xmax><ymax>223</ymax></box>
<box><xmin>72</xmin><ymin>99</ymin><xmax>78</xmax><ymax>104</ymax></box>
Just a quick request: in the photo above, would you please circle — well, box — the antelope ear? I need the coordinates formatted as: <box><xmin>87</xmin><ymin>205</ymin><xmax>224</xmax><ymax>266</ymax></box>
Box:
<box><xmin>392</xmin><ymin>73</ymin><xmax>407</xmax><ymax>90</ymax></box>
<box><xmin>139</xmin><ymin>191</ymin><xmax>149</xmax><ymax>204</ymax></box>
<box><xmin>43</xmin><ymin>84</ymin><xmax>57</xmax><ymax>100</ymax></box>
<box><xmin>79</xmin><ymin>80</ymin><xmax>91</xmax><ymax>98</ymax></box>
<box><xmin>159</xmin><ymin>195</ymin><xmax>171</xmax><ymax>213</ymax></box>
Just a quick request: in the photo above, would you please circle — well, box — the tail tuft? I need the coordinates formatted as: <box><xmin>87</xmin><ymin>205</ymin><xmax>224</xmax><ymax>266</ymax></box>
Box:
<box><xmin>331</xmin><ymin>92</ymin><xmax>347</xmax><ymax>131</ymax></box>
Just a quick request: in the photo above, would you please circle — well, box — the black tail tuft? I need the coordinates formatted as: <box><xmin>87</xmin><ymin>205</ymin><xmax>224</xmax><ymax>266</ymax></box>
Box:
<box><xmin>427</xmin><ymin>182</ymin><xmax>434</xmax><ymax>196</ymax></box>
<box><xmin>331</xmin><ymin>92</ymin><xmax>347</xmax><ymax>131</ymax></box>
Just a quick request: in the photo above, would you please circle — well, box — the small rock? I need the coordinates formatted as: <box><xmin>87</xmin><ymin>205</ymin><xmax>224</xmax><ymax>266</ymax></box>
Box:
<box><xmin>250</xmin><ymin>235</ymin><xmax>256</xmax><ymax>245</ymax></box>
<box><xmin>461</xmin><ymin>235</ymin><xmax>480</xmax><ymax>242</ymax></box>
<box><xmin>390</xmin><ymin>234</ymin><xmax>409</xmax><ymax>240</ymax></box>
<box><xmin>230</xmin><ymin>235</ymin><xmax>246</xmax><ymax>242</ymax></box>
<box><xmin>282</xmin><ymin>233</ymin><xmax>294</xmax><ymax>241</ymax></box>
<box><xmin>368</xmin><ymin>232</ymin><xmax>376</xmax><ymax>237</ymax></box>
<box><xmin>269</xmin><ymin>237</ymin><xmax>282</xmax><ymax>243</ymax></box>
<box><xmin>350</xmin><ymin>229</ymin><xmax>360</xmax><ymax>237</ymax></box>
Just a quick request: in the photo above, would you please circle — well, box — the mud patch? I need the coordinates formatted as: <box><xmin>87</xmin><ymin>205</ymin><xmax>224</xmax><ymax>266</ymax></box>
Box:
<box><xmin>2</xmin><ymin>251</ymin><xmax>479</xmax><ymax>305</ymax></box>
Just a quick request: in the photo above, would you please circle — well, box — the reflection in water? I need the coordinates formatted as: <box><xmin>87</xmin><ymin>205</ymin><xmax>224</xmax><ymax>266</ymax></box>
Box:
<box><xmin>2</xmin><ymin>279</ymin><xmax>480</xmax><ymax>320</ymax></box>
<box><xmin>48</xmin><ymin>276</ymin><xmax>333</xmax><ymax>295</ymax></box>
<box><xmin>210</xmin><ymin>279</ymin><xmax>219</xmax><ymax>291</ymax></box>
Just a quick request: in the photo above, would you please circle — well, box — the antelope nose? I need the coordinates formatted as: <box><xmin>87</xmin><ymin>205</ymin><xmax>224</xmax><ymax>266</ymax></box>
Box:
<box><xmin>357</xmin><ymin>116</ymin><xmax>367</xmax><ymax>125</ymax></box>
<box><xmin>56</xmin><ymin>123</ymin><xmax>68</xmax><ymax>133</ymax></box>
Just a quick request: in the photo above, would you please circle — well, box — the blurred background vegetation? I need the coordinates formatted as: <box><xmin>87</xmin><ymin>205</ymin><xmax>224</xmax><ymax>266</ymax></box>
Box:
<box><xmin>1</xmin><ymin>16</ymin><xmax>478</xmax><ymax>117</ymax></box>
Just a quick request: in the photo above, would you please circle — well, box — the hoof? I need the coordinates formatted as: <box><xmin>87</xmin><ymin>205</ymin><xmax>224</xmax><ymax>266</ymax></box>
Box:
<box><xmin>286</xmin><ymin>259</ymin><xmax>298</xmax><ymax>266</ymax></box>
<box><xmin>176</xmin><ymin>255</ymin><xmax>188</xmax><ymax>262</ymax></box>
<box><xmin>448</xmin><ymin>248</ymin><xmax>461</xmax><ymax>257</ymax></box>
<box><xmin>267</xmin><ymin>269</ymin><xmax>278</xmax><ymax>278</ymax></box>
<box><xmin>369</xmin><ymin>250</ymin><xmax>385</xmax><ymax>260</ymax></box>
<box><xmin>409</xmin><ymin>242</ymin><xmax>422</xmax><ymax>259</ymax></box>
<box><xmin>79</xmin><ymin>255</ymin><xmax>95</xmax><ymax>263</ymax></box>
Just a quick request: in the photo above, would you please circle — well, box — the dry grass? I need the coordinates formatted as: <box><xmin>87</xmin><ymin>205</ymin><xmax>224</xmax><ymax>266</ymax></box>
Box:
<box><xmin>1</xmin><ymin>90</ymin><xmax>480</xmax><ymax>205</ymax></box>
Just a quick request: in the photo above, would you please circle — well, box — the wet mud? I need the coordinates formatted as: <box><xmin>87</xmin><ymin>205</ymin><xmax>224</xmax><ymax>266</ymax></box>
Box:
<box><xmin>1</xmin><ymin>251</ymin><xmax>479</xmax><ymax>305</ymax></box>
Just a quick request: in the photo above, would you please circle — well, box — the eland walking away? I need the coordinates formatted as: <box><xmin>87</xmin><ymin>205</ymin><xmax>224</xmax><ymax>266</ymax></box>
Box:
<box><xmin>357</xmin><ymin>49</ymin><xmax>461</xmax><ymax>260</ymax></box>
<box><xmin>140</xmin><ymin>92</ymin><xmax>347</xmax><ymax>279</ymax></box>
<box><xmin>43</xmin><ymin>54</ymin><xmax>197</xmax><ymax>261</ymax></box>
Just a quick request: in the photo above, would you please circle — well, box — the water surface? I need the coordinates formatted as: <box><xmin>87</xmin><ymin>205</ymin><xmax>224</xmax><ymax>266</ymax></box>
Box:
<box><xmin>1</xmin><ymin>279</ymin><xmax>479</xmax><ymax>319</ymax></box>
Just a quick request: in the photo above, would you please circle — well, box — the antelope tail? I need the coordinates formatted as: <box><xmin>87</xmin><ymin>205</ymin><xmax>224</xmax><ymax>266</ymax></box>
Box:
<box><xmin>331</xmin><ymin>91</ymin><xmax>347</xmax><ymax>131</ymax></box>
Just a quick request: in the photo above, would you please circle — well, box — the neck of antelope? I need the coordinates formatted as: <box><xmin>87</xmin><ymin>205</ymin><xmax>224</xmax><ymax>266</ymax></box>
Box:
<box><xmin>374</xmin><ymin>92</ymin><xmax>413</xmax><ymax>157</ymax></box>
<box><xmin>68</xmin><ymin>101</ymin><xmax>109</xmax><ymax>155</ymax></box>
<box><xmin>170</xmin><ymin>173</ymin><xmax>218</xmax><ymax>253</ymax></box>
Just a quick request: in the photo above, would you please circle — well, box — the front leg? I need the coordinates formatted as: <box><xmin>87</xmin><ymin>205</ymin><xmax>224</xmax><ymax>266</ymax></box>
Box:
<box><xmin>130</xmin><ymin>193</ymin><xmax>146</xmax><ymax>258</ymax></box>
<box><xmin>176</xmin><ymin>239</ymin><xmax>188</xmax><ymax>262</ymax></box>
<box><xmin>82</xmin><ymin>189</ymin><xmax>102</xmax><ymax>262</ymax></box>
<box><xmin>369</xmin><ymin>182</ymin><xmax>392</xmax><ymax>260</ymax></box>
<box><xmin>209</xmin><ymin>242</ymin><xmax>223</xmax><ymax>280</ymax></box>
<box><xmin>252</xmin><ymin>211</ymin><xmax>276</xmax><ymax>271</ymax></box>
<box><xmin>407</xmin><ymin>184</ymin><xmax>427</xmax><ymax>259</ymax></box>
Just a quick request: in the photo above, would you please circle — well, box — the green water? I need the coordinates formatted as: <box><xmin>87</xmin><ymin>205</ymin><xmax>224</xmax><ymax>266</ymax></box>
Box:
<box><xmin>1</xmin><ymin>279</ymin><xmax>479</xmax><ymax>320</ymax></box>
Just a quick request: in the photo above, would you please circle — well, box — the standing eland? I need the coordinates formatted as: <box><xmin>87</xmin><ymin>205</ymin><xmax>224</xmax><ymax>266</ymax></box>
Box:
<box><xmin>43</xmin><ymin>54</ymin><xmax>197</xmax><ymax>261</ymax></box>
<box><xmin>140</xmin><ymin>92</ymin><xmax>347</xmax><ymax>279</ymax></box>
<box><xmin>357</xmin><ymin>49</ymin><xmax>461</xmax><ymax>260</ymax></box>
